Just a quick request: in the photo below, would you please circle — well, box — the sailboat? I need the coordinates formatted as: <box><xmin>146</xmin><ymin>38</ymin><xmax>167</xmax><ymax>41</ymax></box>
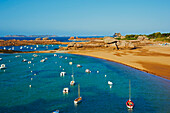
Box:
<box><xmin>70</xmin><ymin>75</ymin><xmax>75</xmax><ymax>86</ymax></box>
<box><xmin>70</xmin><ymin>67</ymin><xmax>75</xmax><ymax>86</ymax></box>
<box><xmin>74</xmin><ymin>84</ymin><xmax>82</xmax><ymax>104</ymax></box>
<box><xmin>126</xmin><ymin>80</ymin><xmax>134</xmax><ymax>109</ymax></box>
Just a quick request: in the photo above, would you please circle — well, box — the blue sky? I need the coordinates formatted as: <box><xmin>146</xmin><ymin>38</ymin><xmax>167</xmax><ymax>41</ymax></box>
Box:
<box><xmin>0</xmin><ymin>0</ymin><xmax>170</xmax><ymax>36</ymax></box>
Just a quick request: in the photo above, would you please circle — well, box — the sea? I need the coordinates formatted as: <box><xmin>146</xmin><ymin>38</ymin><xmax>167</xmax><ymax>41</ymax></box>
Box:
<box><xmin>0</xmin><ymin>53</ymin><xmax>170</xmax><ymax>113</ymax></box>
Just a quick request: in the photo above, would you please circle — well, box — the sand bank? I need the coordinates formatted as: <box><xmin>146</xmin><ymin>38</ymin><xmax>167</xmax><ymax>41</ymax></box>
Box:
<box><xmin>68</xmin><ymin>46</ymin><xmax>170</xmax><ymax>80</ymax></box>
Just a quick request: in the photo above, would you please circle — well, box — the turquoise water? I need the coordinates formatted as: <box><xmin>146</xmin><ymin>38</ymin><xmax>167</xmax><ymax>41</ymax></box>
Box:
<box><xmin>0</xmin><ymin>53</ymin><xmax>169</xmax><ymax>113</ymax></box>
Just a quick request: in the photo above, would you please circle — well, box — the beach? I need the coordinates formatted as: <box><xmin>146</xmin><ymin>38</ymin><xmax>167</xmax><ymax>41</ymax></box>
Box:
<box><xmin>68</xmin><ymin>45</ymin><xmax>170</xmax><ymax>80</ymax></box>
<box><xmin>1</xmin><ymin>42</ymin><xmax>170</xmax><ymax>80</ymax></box>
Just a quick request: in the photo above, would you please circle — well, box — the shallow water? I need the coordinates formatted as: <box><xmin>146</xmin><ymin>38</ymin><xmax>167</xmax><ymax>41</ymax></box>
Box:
<box><xmin>0</xmin><ymin>53</ymin><xmax>169</xmax><ymax>113</ymax></box>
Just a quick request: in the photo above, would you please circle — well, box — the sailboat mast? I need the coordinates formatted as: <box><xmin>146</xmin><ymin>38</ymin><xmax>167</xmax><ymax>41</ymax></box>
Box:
<box><xmin>72</xmin><ymin>67</ymin><xmax>74</xmax><ymax>81</ymax></box>
<box><xmin>129</xmin><ymin>80</ymin><xmax>131</xmax><ymax>100</ymax></box>
<box><xmin>72</xmin><ymin>67</ymin><xmax>74</xmax><ymax>75</ymax></box>
<box><xmin>78</xmin><ymin>84</ymin><xmax>80</xmax><ymax>97</ymax></box>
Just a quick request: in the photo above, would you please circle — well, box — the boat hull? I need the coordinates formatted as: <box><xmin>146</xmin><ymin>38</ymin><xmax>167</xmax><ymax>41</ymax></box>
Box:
<box><xmin>74</xmin><ymin>97</ymin><xmax>82</xmax><ymax>104</ymax></box>
<box><xmin>126</xmin><ymin>100</ymin><xmax>134</xmax><ymax>109</ymax></box>
<box><xmin>70</xmin><ymin>81</ymin><xmax>75</xmax><ymax>86</ymax></box>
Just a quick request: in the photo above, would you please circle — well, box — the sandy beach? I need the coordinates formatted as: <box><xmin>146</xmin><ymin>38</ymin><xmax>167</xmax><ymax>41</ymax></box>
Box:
<box><xmin>68</xmin><ymin>46</ymin><xmax>170</xmax><ymax>80</ymax></box>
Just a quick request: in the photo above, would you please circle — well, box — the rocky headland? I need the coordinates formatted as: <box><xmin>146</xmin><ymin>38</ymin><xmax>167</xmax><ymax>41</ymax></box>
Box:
<box><xmin>0</xmin><ymin>38</ymin><xmax>69</xmax><ymax>46</ymax></box>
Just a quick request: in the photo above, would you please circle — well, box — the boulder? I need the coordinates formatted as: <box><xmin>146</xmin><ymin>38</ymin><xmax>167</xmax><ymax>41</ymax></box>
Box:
<box><xmin>137</xmin><ymin>36</ymin><xmax>148</xmax><ymax>41</ymax></box>
<box><xmin>103</xmin><ymin>37</ymin><xmax>118</xmax><ymax>44</ymax></box>
<box><xmin>118</xmin><ymin>41</ymin><xmax>135</xmax><ymax>48</ymax></box>
<box><xmin>35</xmin><ymin>38</ymin><xmax>41</xmax><ymax>40</ymax></box>
<box><xmin>75</xmin><ymin>44</ymin><xmax>83</xmax><ymax>48</ymax></box>
<box><xmin>42</xmin><ymin>37</ymin><xmax>49</xmax><ymax>40</ymax></box>
<box><xmin>67</xmin><ymin>42</ymin><xmax>75</xmax><ymax>47</ymax></box>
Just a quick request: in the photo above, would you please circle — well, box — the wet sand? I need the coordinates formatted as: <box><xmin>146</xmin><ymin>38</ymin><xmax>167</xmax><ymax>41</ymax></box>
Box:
<box><xmin>68</xmin><ymin>46</ymin><xmax>170</xmax><ymax>80</ymax></box>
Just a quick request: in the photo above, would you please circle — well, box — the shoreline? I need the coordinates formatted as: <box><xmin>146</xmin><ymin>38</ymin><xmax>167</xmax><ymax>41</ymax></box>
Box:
<box><xmin>1</xmin><ymin>46</ymin><xmax>170</xmax><ymax>80</ymax></box>
<box><xmin>70</xmin><ymin>52</ymin><xmax>170</xmax><ymax>80</ymax></box>
<box><xmin>67</xmin><ymin>46</ymin><xmax>170</xmax><ymax>80</ymax></box>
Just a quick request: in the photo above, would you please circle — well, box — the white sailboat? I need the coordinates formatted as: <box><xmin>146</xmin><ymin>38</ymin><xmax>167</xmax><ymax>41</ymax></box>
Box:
<box><xmin>60</xmin><ymin>72</ymin><xmax>66</xmax><ymax>77</ymax></box>
<box><xmin>74</xmin><ymin>84</ymin><xmax>82</xmax><ymax>104</ymax></box>
<box><xmin>77</xmin><ymin>64</ymin><xmax>82</xmax><ymax>68</ymax></box>
<box><xmin>85</xmin><ymin>69</ymin><xmax>91</xmax><ymax>73</ymax></box>
<box><xmin>70</xmin><ymin>76</ymin><xmax>75</xmax><ymax>86</ymax></box>
<box><xmin>52</xmin><ymin>110</ymin><xmax>59</xmax><ymax>113</ymax></box>
<box><xmin>0</xmin><ymin>64</ymin><xmax>6</xmax><ymax>70</ymax></box>
<box><xmin>126</xmin><ymin>80</ymin><xmax>134</xmax><ymax>109</ymax></box>
<box><xmin>70</xmin><ymin>67</ymin><xmax>75</xmax><ymax>86</ymax></box>
<box><xmin>63</xmin><ymin>87</ymin><xmax>69</xmax><ymax>94</ymax></box>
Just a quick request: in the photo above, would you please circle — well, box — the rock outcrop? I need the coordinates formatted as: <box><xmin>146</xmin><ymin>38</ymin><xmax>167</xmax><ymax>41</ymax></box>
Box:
<box><xmin>67</xmin><ymin>42</ymin><xmax>76</xmax><ymax>47</ymax></box>
<box><xmin>113</xmin><ymin>33</ymin><xmax>121</xmax><ymax>37</ymax></box>
<box><xmin>42</xmin><ymin>37</ymin><xmax>49</xmax><ymax>40</ymax></box>
<box><xmin>137</xmin><ymin>36</ymin><xmax>149</xmax><ymax>41</ymax></box>
<box><xmin>35</xmin><ymin>38</ymin><xmax>41</xmax><ymax>40</ymax></box>
<box><xmin>103</xmin><ymin>37</ymin><xmax>118</xmax><ymax>44</ymax></box>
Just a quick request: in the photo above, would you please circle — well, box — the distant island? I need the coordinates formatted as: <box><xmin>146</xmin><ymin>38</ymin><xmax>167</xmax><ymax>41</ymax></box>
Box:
<box><xmin>4</xmin><ymin>35</ymin><xmax>58</xmax><ymax>37</ymax></box>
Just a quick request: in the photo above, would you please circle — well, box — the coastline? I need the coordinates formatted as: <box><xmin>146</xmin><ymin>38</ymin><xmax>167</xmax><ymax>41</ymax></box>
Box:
<box><xmin>1</xmin><ymin>45</ymin><xmax>170</xmax><ymax>80</ymax></box>
<box><xmin>67</xmin><ymin>46</ymin><xmax>170</xmax><ymax>80</ymax></box>
<box><xmin>71</xmin><ymin>53</ymin><xmax>170</xmax><ymax>80</ymax></box>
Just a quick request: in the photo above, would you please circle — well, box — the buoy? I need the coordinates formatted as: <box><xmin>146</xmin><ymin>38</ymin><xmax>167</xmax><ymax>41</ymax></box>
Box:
<box><xmin>31</xmin><ymin>71</ymin><xmax>32</xmax><ymax>73</ymax></box>
<box><xmin>97</xmin><ymin>71</ymin><xmax>99</xmax><ymax>73</ymax></box>
<box><xmin>9</xmin><ymin>60</ymin><xmax>11</xmax><ymax>62</ymax></box>
<box><xmin>29</xmin><ymin>67</ymin><xmax>30</xmax><ymax>68</ymax></box>
<box><xmin>60</xmin><ymin>66</ymin><xmax>61</xmax><ymax>68</ymax></box>
<box><xmin>71</xmin><ymin>75</ymin><xmax>74</xmax><ymax>77</ymax></box>
<box><xmin>31</xmin><ymin>78</ymin><xmax>33</xmax><ymax>80</ymax></box>
<box><xmin>105</xmin><ymin>75</ymin><xmax>107</xmax><ymax>77</ymax></box>
<box><xmin>34</xmin><ymin>73</ymin><xmax>36</xmax><ymax>76</ymax></box>
<box><xmin>29</xmin><ymin>85</ymin><xmax>31</xmax><ymax>88</ymax></box>
<box><xmin>63</xmin><ymin>69</ymin><xmax>64</xmax><ymax>70</ymax></box>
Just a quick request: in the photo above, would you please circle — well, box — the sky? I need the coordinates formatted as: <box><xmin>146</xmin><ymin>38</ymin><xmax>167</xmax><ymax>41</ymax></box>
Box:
<box><xmin>0</xmin><ymin>0</ymin><xmax>170</xmax><ymax>36</ymax></box>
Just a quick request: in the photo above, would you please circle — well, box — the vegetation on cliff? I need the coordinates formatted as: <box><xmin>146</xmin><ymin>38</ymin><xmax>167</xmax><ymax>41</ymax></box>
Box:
<box><xmin>115</xmin><ymin>32</ymin><xmax>170</xmax><ymax>42</ymax></box>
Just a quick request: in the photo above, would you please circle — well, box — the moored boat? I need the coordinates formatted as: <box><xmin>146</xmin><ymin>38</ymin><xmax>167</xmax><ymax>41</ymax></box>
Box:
<box><xmin>74</xmin><ymin>84</ymin><xmax>82</xmax><ymax>104</ymax></box>
<box><xmin>85</xmin><ymin>69</ymin><xmax>91</xmax><ymax>73</ymax></box>
<box><xmin>33</xmin><ymin>54</ymin><xmax>38</xmax><ymax>57</ymax></box>
<box><xmin>22</xmin><ymin>59</ymin><xmax>27</xmax><ymax>62</ymax></box>
<box><xmin>70</xmin><ymin>80</ymin><xmax>75</xmax><ymax>86</ymax></box>
<box><xmin>15</xmin><ymin>55</ymin><xmax>21</xmax><ymax>58</ymax></box>
<box><xmin>69</xmin><ymin>62</ymin><xmax>73</xmax><ymax>65</ymax></box>
<box><xmin>0</xmin><ymin>64</ymin><xmax>6</xmax><ymax>70</ymax></box>
<box><xmin>60</xmin><ymin>72</ymin><xmax>66</xmax><ymax>77</ymax></box>
<box><xmin>63</xmin><ymin>88</ymin><xmax>69</xmax><ymax>94</ymax></box>
<box><xmin>52</xmin><ymin>110</ymin><xmax>59</xmax><ymax>113</ymax></box>
<box><xmin>77</xmin><ymin>64</ymin><xmax>82</xmax><ymax>68</ymax></box>
<box><xmin>70</xmin><ymin>67</ymin><xmax>75</xmax><ymax>86</ymax></box>
<box><xmin>28</xmin><ymin>61</ymin><xmax>31</xmax><ymax>64</ymax></box>
<box><xmin>108</xmin><ymin>81</ymin><xmax>113</xmax><ymax>85</ymax></box>
<box><xmin>126</xmin><ymin>80</ymin><xmax>134</xmax><ymax>109</ymax></box>
<box><xmin>40</xmin><ymin>59</ymin><xmax>45</xmax><ymax>62</ymax></box>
